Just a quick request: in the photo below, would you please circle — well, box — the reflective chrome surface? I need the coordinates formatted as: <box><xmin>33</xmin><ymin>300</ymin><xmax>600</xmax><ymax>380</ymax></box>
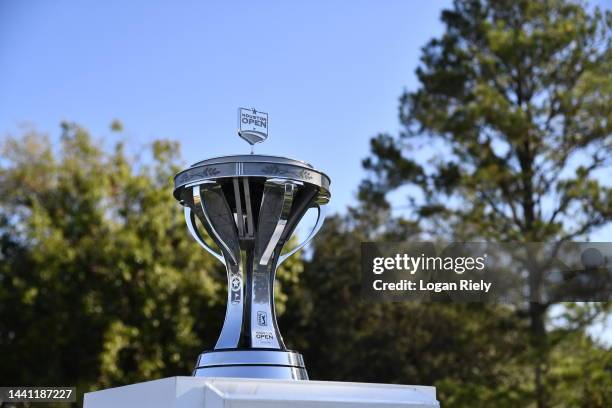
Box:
<box><xmin>194</xmin><ymin>365</ymin><xmax>308</xmax><ymax>380</ymax></box>
<box><xmin>196</xmin><ymin>350</ymin><xmax>305</xmax><ymax>367</ymax></box>
<box><xmin>175</xmin><ymin>154</ymin><xmax>330</xmax><ymax>380</ymax></box>
<box><xmin>193</xmin><ymin>350</ymin><xmax>308</xmax><ymax>380</ymax></box>
<box><xmin>174</xmin><ymin>154</ymin><xmax>331</xmax><ymax>205</ymax></box>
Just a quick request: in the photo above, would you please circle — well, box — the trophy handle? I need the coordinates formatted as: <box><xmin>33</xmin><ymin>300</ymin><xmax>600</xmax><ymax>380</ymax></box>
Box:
<box><xmin>277</xmin><ymin>204</ymin><xmax>327</xmax><ymax>267</ymax></box>
<box><xmin>184</xmin><ymin>206</ymin><xmax>226</xmax><ymax>265</ymax></box>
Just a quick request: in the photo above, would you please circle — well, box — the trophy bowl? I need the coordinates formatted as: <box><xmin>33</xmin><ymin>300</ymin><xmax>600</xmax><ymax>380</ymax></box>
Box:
<box><xmin>173</xmin><ymin>154</ymin><xmax>331</xmax><ymax>380</ymax></box>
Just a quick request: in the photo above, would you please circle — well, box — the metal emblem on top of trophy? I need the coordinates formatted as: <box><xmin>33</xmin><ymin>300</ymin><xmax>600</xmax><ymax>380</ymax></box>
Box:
<box><xmin>173</xmin><ymin>108</ymin><xmax>331</xmax><ymax>380</ymax></box>
<box><xmin>238</xmin><ymin>107</ymin><xmax>268</xmax><ymax>153</ymax></box>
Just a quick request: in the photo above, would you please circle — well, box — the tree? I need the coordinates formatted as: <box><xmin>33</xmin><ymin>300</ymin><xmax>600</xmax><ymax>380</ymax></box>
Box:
<box><xmin>281</xmin><ymin>214</ymin><xmax>531</xmax><ymax>407</ymax></box>
<box><xmin>0</xmin><ymin>123</ymin><xmax>219</xmax><ymax>391</ymax></box>
<box><xmin>360</xmin><ymin>1</ymin><xmax>611</xmax><ymax>407</ymax></box>
<box><xmin>0</xmin><ymin>123</ymin><xmax>302</xmax><ymax>404</ymax></box>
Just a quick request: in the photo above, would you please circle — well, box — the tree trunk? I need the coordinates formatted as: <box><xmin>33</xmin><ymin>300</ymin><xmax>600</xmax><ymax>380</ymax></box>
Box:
<box><xmin>529</xmin><ymin>302</ymin><xmax>548</xmax><ymax>408</ymax></box>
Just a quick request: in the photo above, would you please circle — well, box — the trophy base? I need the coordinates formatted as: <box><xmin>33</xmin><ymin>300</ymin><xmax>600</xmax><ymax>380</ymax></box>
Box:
<box><xmin>193</xmin><ymin>349</ymin><xmax>308</xmax><ymax>380</ymax></box>
<box><xmin>85</xmin><ymin>376</ymin><xmax>439</xmax><ymax>407</ymax></box>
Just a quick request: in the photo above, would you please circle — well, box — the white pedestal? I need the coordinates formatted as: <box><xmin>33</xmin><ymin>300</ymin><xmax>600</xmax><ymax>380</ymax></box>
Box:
<box><xmin>84</xmin><ymin>377</ymin><xmax>439</xmax><ymax>408</ymax></box>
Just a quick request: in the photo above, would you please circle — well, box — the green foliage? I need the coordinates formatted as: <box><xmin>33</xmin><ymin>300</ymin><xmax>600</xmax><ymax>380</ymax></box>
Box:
<box><xmin>0</xmin><ymin>124</ymin><xmax>305</xmax><ymax>399</ymax></box>
<box><xmin>362</xmin><ymin>0</ymin><xmax>611</xmax><ymax>242</ymax></box>
<box><xmin>0</xmin><ymin>3</ymin><xmax>610</xmax><ymax>408</ymax></box>
<box><xmin>359</xmin><ymin>0</ymin><xmax>611</xmax><ymax>406</ymax></box>
<box><xmin>282</xmin><ymin>215</ymin><xmax>532</xmax><ymax>408</ymax></box>
<box><xmin>0</xmin><ymin>125</ymin><xmax>223</xmax><ymax>393</ymax></box>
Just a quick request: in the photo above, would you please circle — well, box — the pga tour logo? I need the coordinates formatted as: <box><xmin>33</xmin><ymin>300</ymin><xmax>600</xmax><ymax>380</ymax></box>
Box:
<box><xmin>257</xmin><ymin>311</ymin><xmax>267</xmax><ymax>326</ymax></box>
<box><xmin>238</xmin><ymin>107</ymin><xmax>268</xmax><ymax>145</ymax></box>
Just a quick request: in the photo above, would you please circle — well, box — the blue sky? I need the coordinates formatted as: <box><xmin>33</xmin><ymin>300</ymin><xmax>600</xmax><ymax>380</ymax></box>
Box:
<box><xmin>1</xmin><ymin>0</ymin><xmax>610</xmax><ymax>216</ymax></box>
<box><xmin>0</xmin><ymin>0</ymin><xmax>453</xmax><ymax>215</ymax></box>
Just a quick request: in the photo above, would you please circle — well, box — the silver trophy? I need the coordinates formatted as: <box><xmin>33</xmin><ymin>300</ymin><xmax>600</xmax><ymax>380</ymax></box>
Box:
<box><xmin>173</xmin><ymin>111</ymin><xmax>330</xmax><ymax>380</ymax></box>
